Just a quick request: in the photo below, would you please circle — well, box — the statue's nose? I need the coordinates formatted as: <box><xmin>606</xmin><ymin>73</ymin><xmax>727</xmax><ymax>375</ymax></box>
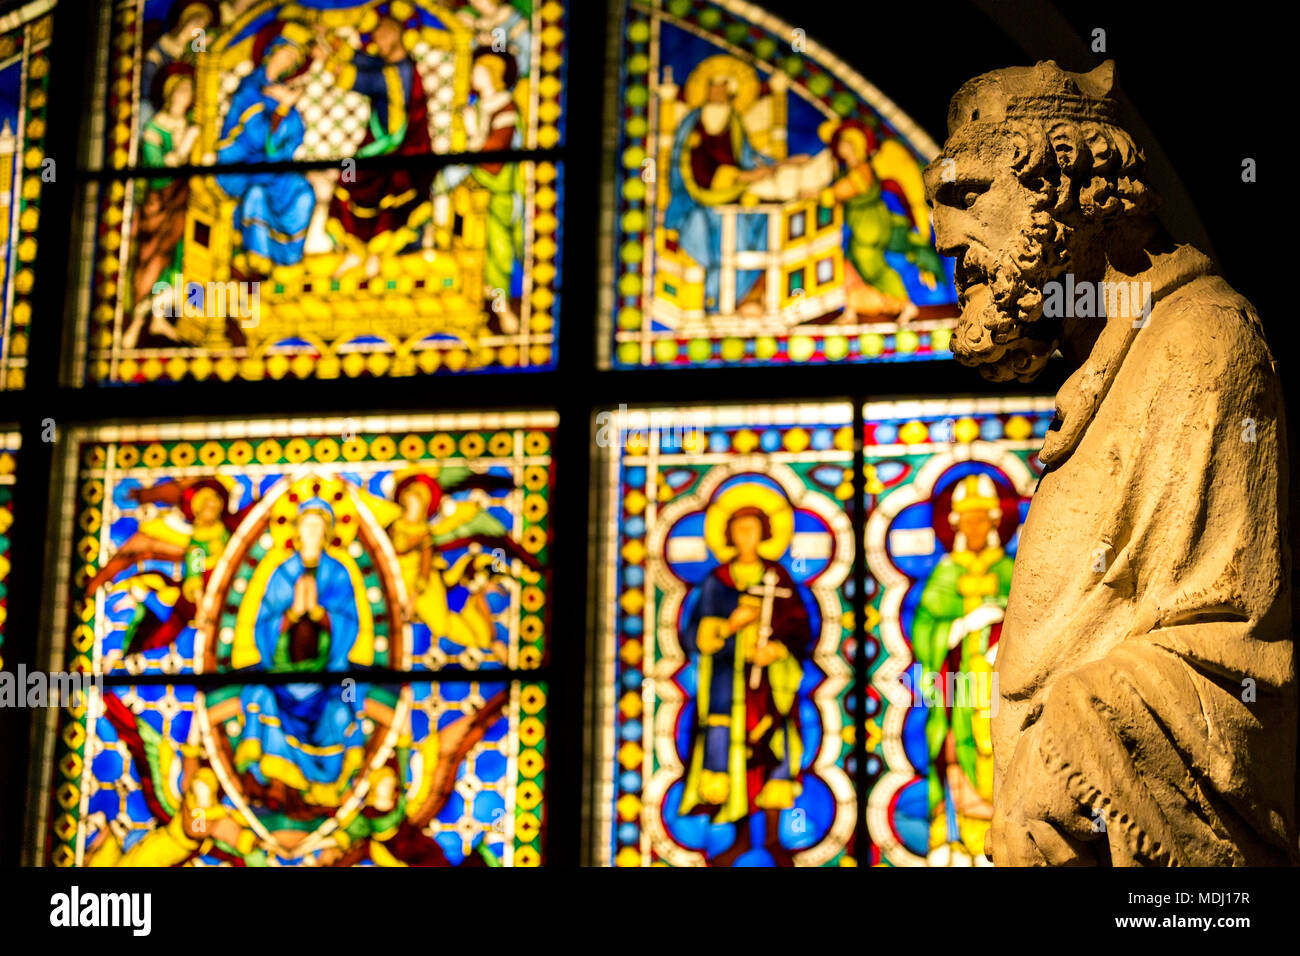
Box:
<box><xmin>929</xmin><ymin>209</ymin><xmax>966</xmax><ymax>260</ymax></box>
<box><xmin>934</xmin><ymin>233</ymin><xmax>965</xmax><ymax>260</ymax></box>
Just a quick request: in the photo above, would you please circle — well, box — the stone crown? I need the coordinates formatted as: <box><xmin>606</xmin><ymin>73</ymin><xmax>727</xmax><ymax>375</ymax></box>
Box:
<box><xmin>947</xmin><ymin>60</ymin><xmax>1119</xmax><ymax>134</ymax></box>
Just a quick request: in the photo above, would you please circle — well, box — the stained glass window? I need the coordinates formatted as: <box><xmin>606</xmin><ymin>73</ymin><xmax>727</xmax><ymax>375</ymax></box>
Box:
<box><xmin>43</xmin><ymin>679</ymin><xmax>546</xmax><ymax>866</ymax></box>
<box><xmin>0</xmin><ymin>0</ymin><xmax>53</xmax><ymax>391</ymax></box>
<box><xmin>91</xmin><ymin>0</ymin><xmax>565</xmax><ymax>170</ymax></box>
<box><xmin>861</xmin><ymin>398</ymin><xmax>1055</xmax><ymax>866</ymax></box>
<box><xmin>73</xmin><ymin>1</ymin><xmax>566</xmax><ymax>384</ymax></box>
<box><xmin>6</xmin><ymin>0</ymin><xmax>1107</xmax><ymax>875</ymax></box>
<box><xmin>595</xmin><ymin>403</ymin><xmax>857</xmax><ymax>866</ymax></box>
<box><xmin>593</xmin><ymin>399</ymin><xmax>1059</xmax><ymax>866</ymax></box>
<box><xmin>36</xmin><ymin>412</ymin><xmax>554</xmax><ymax>866</ymax></box>
<box><xmin>601</xmin><ymin>0</ymin><xmax>957</xmax><ymax>370</ymax></box>
<box><xmin>76</xmin><ymin>160</ymin><xmax>562</xmax><ymax>383</ymax></box>
<box><xmin>0</xmin><ymin>430</ymin><xmax>15</xmax><ymax>666</ymax></box>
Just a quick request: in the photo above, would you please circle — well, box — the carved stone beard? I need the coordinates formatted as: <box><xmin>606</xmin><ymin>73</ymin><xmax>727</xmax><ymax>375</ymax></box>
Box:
<box><xmin>951</xmin><ymin>207</ymin><xmax>1071</xmax><ymax>383</ymax></box>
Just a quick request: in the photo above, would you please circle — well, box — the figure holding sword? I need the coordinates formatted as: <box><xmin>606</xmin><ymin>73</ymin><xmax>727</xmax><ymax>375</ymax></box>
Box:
<box><xmin>679</xmin><ymin>494</ymin><xmax>813</xmax><ymax>866</ymax></box>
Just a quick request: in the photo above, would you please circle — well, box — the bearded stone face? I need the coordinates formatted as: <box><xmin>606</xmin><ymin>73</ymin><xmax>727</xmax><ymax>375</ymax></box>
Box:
<box><xmin>923</xmin><ymin>129</ymin><xmax>1071</xmax><ymax>382</ymax></box>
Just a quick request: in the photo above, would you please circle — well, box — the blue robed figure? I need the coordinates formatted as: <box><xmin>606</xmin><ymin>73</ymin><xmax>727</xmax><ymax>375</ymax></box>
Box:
<box><xmin>231</xmin><ymin>496</ymin><xmax>375</xmax><ymax>797</ymax></box>
<box><xmin>665</xmin><ymin>75</ymin><xmax>774</xmax><ymax>314</ymax></box>
<box><xmin>215</xmin><ymin>26</ymin><xmax>317</xmax><ymax>276</ymax></box>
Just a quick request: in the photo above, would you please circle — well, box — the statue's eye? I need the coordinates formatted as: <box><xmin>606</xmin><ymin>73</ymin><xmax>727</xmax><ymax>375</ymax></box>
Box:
<box><xmin>960</xmin><ymin>183</ymin><xmax>989</xmax><ymax>209</ymax></box>
<box><xmin>938</xmin><ymin>180</ymin><xmax>988</xmax><ymax>211</ymax></box>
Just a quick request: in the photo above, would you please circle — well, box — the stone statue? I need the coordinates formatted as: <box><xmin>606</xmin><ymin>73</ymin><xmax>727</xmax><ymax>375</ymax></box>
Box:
<box><xmin>923</xmin><ymin>61</ymin><xmax>1295</xmax><ymax>865</ymax></box>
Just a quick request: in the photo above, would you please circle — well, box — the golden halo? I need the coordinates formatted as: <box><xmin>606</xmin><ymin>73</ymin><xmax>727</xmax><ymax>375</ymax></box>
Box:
<box><xmin>683</xmin><ymin>55</ymin><xmax>761</xmax><ymax>113</ymax></box>
<box><xmin>702</xmin><ymin>481</ymin><xmax>794</xmax><ymax>563</ymax></box>
<box><xmin>267</xmin><ymin>473</ymin><xmax>362</xmax><ymax>550</ymax></box>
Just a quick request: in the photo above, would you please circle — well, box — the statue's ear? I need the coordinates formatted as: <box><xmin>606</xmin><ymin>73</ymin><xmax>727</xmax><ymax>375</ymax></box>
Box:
<box><xmin>1082</xmin><ymin>60</ymin><xmax>1116</xmax><ymax>98</ymax></box>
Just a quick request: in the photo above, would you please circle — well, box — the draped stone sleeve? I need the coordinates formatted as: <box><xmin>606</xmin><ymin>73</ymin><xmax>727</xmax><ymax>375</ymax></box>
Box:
<box><xmin>990</xmin><ymin>280</ymin><xmax>1296</xmax><ymax>866</ymax></box>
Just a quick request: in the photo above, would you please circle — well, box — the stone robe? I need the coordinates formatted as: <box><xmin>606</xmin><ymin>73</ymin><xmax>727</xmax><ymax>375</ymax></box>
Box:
<box><xmin>991</xmin><ymin>245</ymin><xmax>1296</xmax><ymax>866</ymax></box>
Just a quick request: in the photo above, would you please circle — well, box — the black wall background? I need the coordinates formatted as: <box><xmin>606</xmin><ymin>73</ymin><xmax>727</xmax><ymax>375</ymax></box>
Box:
<box><xmin>0</xmin><ymin>0</ymin><xmax>1292</xmax><ymax>865</ymax></box>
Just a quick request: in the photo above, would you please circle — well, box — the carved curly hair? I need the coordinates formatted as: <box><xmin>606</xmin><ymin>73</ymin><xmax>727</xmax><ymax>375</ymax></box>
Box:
<box><xmin>945</xmin><ymin>116</ymin><xmax>1159</xmax><ymax>382</ymax></box>
<box><xmin>1010</xmin><ymin>118</ymin><xmax>1157</xmax><ymax>236</ymax></box>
